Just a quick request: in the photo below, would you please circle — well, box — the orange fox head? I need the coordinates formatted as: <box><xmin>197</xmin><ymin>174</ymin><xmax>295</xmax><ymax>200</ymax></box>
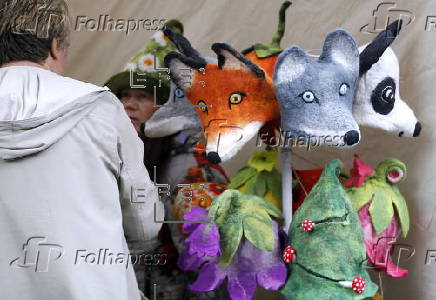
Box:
<box><xmin>165</xmin><ymin>43</ymin><xmax>280</xmax><ymax>163</ymax></box>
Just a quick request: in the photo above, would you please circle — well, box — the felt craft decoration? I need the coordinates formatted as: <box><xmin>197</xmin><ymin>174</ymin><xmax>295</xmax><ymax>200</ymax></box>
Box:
<box><xmin>228</xmin><ymin>148</ymin><xmax>284</xmax><ymax>210</ymax></box>
<box><xmin>160</xmin><ymin>1</ymin><xmax>291</xmax><ymax>163</ymax></box>
<box><xmin>242</xmin><ymin>1</ymin><xmax>292</xmax><ymax>77</ymax></box>
<box><xmin>165</xmin><ymin>44</ymin><xmax>280</xmax><ymax>164</ymax></box>
<box><xmin>281</xmin><ymin>159</ymin><xmax>378</xmax><ymax>300</ymax></box>
<box><xmin>274</xmin><ymin>29</ymin><xmax>361</xmax><ymax>147</ymax></box>
<box><xmin>142</xmin><ymin>28</ymin><xmax>207</xmax><ymax>138</ymax></box>
<box><xmin>178</xmin><ymin>195</ymin><xmax>287</xmax><ymax>300</ymax></box>
<box><xmin>346</xmin><ymin>156</ymin><xmax>410</xmax><ymax>278</ymax></box>
<box><xmin>356</xmin><ymin>20</ymin><xmax>421</xmax><ymax>138</ymax></box>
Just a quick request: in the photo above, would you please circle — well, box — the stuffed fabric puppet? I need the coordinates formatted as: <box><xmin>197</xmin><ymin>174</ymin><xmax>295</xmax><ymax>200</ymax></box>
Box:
<box><xmin>356</xmin><ymin>20</ymin><xmax>421</xmax><ymax>138</ymax></box>
<box><xmin>281</xmin><ymin>159</ymin><xmax>378</xmax><ymax>300</ymax></box>
<box><xmin>346</xmin><ymin>156</ymin><xmax>410</xmax><ymax>278</ymax></box>
<box><xmin>165</xmin><ymin>44</ymin><xmax>279</xmax><ymax>164</ymax></box>
<box><xmin>162</xmin><ymin>1</ymin><xmax>291</xmax><ymax>163</ymax></box>
<box><xmin>274</xmin><ymin>30</ymin><xmax>361</xmax><ymax>147</ymax></box>
<box><xmin>178</xmin><ymin>191</ymin><xmax>287</xmax><ymax>300</ymax></box>
<box><xmin>142</xmin><ymin>28</ymin><xmax>208</xmax><ymax>138</ymax></box>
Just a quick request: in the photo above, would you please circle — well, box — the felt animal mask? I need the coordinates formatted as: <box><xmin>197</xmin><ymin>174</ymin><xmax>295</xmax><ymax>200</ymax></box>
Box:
<box><xmin>356</xmin><ymin>20</ymin><xmax>421</xmax><ymax>137</ymax></box>
<box><xmin>165</xmin><ymin>44</ymin><xmax>280</xmax><ymax>163</ymax></box>
<box><xmin>274</xmin><ymin>29</ymin><xmax>361</xmax><ymax>147</ymax></box>
<box><xmin>281</xmin><ymin>159</ymin><xmax>378</xmax><ymax>299</ymax></box>
<box><xmin>142</xmin><ymin>28</ymin><xmax>208</xmax><ymax>138</ymax></box>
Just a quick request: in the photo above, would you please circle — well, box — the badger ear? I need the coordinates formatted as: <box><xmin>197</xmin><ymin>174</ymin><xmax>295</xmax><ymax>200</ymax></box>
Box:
<box><xmin>211</xmin><ymin>43</ymin><xmax>265</xmax><ymax>79</ymax></box>
<box><xmin>359</xmin><ymin>20</ymin><xmax>403</xmax><ymax>76</ymax></box>
<box><xmin>274</xmin><ymin>46</ymin><xmax>309</xmax><ymax>85</ymax></box>
<box><xmin>164</xmin><ymin>51</ymin><xmax>206</xmax><ymax>89</ymax></box>
<box><xmin>319</xmin><ymin>29</ymin><xmax>359</xmax><ymax>75</ymax></box>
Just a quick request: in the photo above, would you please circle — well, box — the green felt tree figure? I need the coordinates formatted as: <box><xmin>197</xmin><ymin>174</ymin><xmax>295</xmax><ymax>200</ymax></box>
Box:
<box><xmin>281</xmin><ymin>159</ymin><xmax>378</xmax><ymax>300</ymax></box>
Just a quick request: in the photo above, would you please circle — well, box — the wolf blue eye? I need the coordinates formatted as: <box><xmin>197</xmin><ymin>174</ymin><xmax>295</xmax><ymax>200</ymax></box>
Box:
<box><xmin>301</xmin><ymin>91</ymin><xmax>317</xmax><ymax>103</ymax></box>
<box><xmin>339</xmin><ymin>83</ymin><xmax>348</xmax><ymax>96</ymax></box>
<box><xmin>175</xmin><ymin>88</ymin><xmax>185</xmax><ymax>98</ymax></box>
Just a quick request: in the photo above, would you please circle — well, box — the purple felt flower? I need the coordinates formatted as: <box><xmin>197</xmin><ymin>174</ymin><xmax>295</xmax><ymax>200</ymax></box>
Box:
<box><xmin>182</xmin><ymin>206</ymin><xmax>221</xmax><ymax>258</ymax></box>
<box><xmin>178</xmin><ymin>219</ymin><xmax>287</xmax><ymax>300</ymax></box>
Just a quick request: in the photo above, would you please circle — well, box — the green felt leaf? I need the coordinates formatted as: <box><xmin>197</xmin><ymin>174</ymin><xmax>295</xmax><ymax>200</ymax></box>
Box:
<box><xmin>391</xmin><ymin>188</ymin><xmax>410</xmax><ymax>237</ymax></box>
<box><xmin>266</xmin><ymin>169</ymin><xmax>282</xmax><ymax>202</ymax></box>
<box><xmin>219</xmin><ymin>215</ymin><xmax>243</xmax><ymax>268</ymax></box>
<box><xmin>369</xmin><ymin>190</ymin><xmax>394</xmax><ymax>235</ymax></box>
<box><xmin>252</xmin><ymin>43</ymin><xmax>283</xmax><ymax>58</ymax></box>
<box><xmin>209</xmin><ymin>189</ymin><xmax>235</xmax><ymax>225</ymax></box>
<box><xmin>243</xmin><ymin>174</ymin><xmax>257</xmax><ymax>195</ymax></box>
<box><xmin>253</xmin><ymin>171</ymin><xmax>268</xmax><ymax>197</ymax></box>
<box><xmin>228</xmin><ymin>167</ymin><xmax>257</xmax><ymax>189</ymax></box>
<box><xmin>346</xmin><ymin>183</ymin><xmax>376</xmax><ymax>211</ymax></box>
<box><xmin>247</xmin><ymin>150</ymin><xmax>278</xmax><ymax>172</ymax></box>
<box><xmin>250</xmin><ymin>195</ymin><xmax>283</xmax><ymax>220</ymax></box>
<box><xmin>243</xmin><ymin>211</ymin><xmax>273</xmax><ymax>251</ymax></box>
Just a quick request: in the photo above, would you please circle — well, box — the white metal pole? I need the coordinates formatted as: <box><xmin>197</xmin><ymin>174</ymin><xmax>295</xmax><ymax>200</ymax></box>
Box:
<box><xmin>281</xmin><ymin>148</ymin><xmax>293</xmax><ymax>232</ymax></box>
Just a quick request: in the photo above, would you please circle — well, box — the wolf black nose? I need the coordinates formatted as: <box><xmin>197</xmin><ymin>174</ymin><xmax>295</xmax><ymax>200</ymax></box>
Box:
<box><xmin>413</xmin><ymin>122</ymin><xmax>422</xmax><ymax>137</ymax></box>
<box><xmin>344</xmin><ymin>130</ymin><xmax>360</xmax><ymax>146</ymax></box>
<box><xmin>207</xmin><ymin>151</ymin><xmax>222</xmax><ymax>164</ymax></box>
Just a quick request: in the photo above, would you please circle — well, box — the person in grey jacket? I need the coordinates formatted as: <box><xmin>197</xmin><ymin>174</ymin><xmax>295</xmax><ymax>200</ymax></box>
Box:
<box><xmin>0</xmin><ymin>1</ymin><xmax>163</xmax><ymax>300</ymax></box>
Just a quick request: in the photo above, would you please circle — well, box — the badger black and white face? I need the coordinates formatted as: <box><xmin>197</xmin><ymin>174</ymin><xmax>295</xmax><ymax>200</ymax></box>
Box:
<box><xmin>355</xmin><ymin>45</ymin><xmax>421</xmax><ymax>137</ymax></box>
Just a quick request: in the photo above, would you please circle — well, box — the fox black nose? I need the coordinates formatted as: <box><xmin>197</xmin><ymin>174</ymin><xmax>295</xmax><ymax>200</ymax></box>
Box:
<box><xmin>344</xmin><ymin>130</ymin><xmax>360</xmax><ymax>146</ymax></box>
<box><xmin>207</xmin><ymin>151</ymin><xmax>222</xmax><ymax>164</ymax></box>
<box><xmin>413</xmin><ymin>122</ymin><xmax>422</xmax><ymax>137</ymax></box>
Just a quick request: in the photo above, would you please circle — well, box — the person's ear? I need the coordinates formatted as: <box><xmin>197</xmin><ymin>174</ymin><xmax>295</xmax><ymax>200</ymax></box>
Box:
<box><xmin>47</xmin><ymin>38</ymin><xmax>67</xmax><ymax>75</ymax></box>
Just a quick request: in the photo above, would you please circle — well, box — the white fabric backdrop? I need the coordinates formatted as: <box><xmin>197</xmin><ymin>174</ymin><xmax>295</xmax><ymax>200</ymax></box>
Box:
<box><xmin>66</xmin><ymin>0</ymin><xmax>436</xmax><ymax>299</ymax></box>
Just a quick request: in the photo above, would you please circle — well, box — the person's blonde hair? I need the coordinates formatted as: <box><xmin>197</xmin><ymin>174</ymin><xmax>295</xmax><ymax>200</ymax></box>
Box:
<box><xmin>0</xmin><ymin>0</ymin><xmax>71</xmax><ymax>64</ymax></box>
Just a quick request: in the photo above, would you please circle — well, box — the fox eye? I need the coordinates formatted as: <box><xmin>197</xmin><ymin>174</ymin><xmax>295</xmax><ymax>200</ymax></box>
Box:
<box><xmin>229</xmin><ymin>92</ymin><xmax>246</xmax><ymax>106</ymax></box>
<box><xmin>339</xmin><ymin>83</ymin><xmax>349</xmax><ymax>96</ymax></box>
<box><xmin>300</xmin><ymin>90</ymin><xmax>318</xmax><ymax>103</ymax></box>
<box><xmin>197</xmin><ymin>100</ymin><xmax>208</xmax><ymax>114</ymax></box>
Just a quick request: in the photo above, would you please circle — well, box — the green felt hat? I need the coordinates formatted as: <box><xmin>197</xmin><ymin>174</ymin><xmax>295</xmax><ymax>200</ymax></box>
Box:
<box><xmin>105</xmin><ymin>19</ymin><xmax>184</xmax><ymax>104</ymax></box>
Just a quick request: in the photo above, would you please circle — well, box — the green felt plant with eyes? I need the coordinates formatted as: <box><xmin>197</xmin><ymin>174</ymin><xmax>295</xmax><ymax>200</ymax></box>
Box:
<box><xmin>281</xmin><ymin>159</ymin><xmax>378</xmax><ymax>300</ymax></box>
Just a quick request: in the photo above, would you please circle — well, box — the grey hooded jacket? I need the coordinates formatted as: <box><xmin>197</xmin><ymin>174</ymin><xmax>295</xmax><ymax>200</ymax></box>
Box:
<box><xmin>0</xmin><ymin>66</ymin><xmax>163</xmax><ymax>300</ymax></box>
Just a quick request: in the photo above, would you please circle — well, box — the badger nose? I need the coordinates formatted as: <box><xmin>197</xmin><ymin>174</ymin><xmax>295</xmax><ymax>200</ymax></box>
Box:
<box><xmin>344</xmin><ymin>130</ymin><xmax>360</xmax><ymax>146</ymax></box>
<box><xmin>413</xmin><ymin>122</ymin><xmax>422</xmax><ymax>137</ymax></box>
<box><xmin>207</xmin><ymin>151</ymin><xmax>222</xmax><ymax>164</ymax></box>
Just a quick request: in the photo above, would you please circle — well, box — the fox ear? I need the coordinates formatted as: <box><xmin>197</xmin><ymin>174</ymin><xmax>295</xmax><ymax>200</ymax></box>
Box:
<box><xmin>274</xmin><ymin>46</ymin><xmax>309</xmax><ymax>85</ymax></box>
<box><xmin>211</xmin><ymin>43</ymin><xmax>265</xmax><ymax>79</ymax></box>
<box><xmin>164</xmin><ymin>51</ymin><xmax>206</xmax><ymax>89</ymax></box>
<box><xmin>319</xmin><ymin>29</ymin><xmax>359</xmax><ymax>75</ymax></box>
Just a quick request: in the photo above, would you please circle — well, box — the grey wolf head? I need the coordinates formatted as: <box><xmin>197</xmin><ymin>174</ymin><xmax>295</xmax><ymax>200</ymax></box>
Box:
<box><xmin>356</xmin><ymin>20</ymin><xmax>421</xmax><ymax>137</ymax></box>
<box><xmin>274</xmin><ymin>29</ymin><xmax>360</xmax><ymax>147</ymax></box>
<box><xmin>142</xmin><ymin>28</ymin><xmax>207</xmax><ymax>138</ymax></box>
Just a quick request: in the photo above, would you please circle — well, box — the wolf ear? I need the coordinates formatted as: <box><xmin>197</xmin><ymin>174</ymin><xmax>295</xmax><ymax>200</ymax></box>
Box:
<box><xmin>274</xmin><ymin>46</ymin><xmax>309</xmax><ymax>84</ymax></box>
<box><xmin>359</xmin><ymin>20</ymin><xmax>403</xmax><ymax>76</ymax></box>
<box><xmin>211</xmin><ymin>43</ymin><xmax>265</xmax><ymax>79</ymax></box>
<box><xmin>163</xmin><ymin>28</ymin><xmax>207</xmax><ymax>64</ymax></box>
<box><xmin>319</xmin><ymin>29</ymin><xmax>359</xmax><ymax>75</ymax></box>
<box><xmin>164</xmin><ymin>51</ymin><xmax>206</xmax><ymax>89</ymax></box>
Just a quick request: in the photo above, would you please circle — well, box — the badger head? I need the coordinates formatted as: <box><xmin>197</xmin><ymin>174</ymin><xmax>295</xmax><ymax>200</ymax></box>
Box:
<box><xmin>356</xmin><ymin>20</ymin><xmax>421</xmax><ymax>137</ymax></box>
